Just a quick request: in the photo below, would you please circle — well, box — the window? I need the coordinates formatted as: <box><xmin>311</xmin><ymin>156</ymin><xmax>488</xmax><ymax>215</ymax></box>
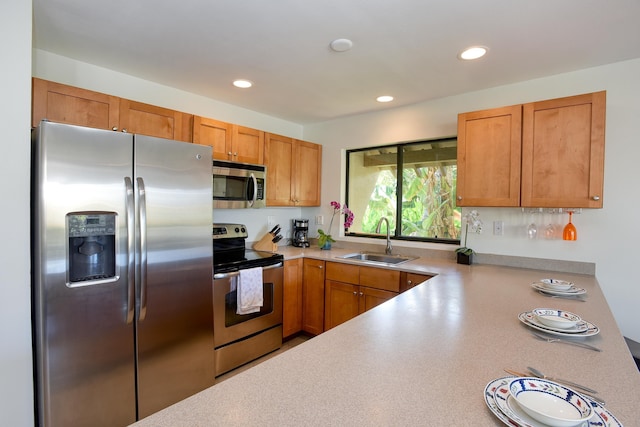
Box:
<box><xmin>345</xmin><ymin>138</ymin><xmax>460</xmax><ymax>244</ymax></box>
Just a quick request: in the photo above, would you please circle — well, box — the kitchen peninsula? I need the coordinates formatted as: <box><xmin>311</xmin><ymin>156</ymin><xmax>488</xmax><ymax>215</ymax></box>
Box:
<box><xmin>133</xmin><ymin>249</ymin><xmax>640</xmax><ymax>426</ymax></box>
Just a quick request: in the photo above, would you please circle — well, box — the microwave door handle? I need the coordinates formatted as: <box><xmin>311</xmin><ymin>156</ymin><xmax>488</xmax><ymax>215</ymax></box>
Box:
<box><xmin>248</xmin><ymin>173</ymin><xmax>257</xmax><ymax>207</ymax></box>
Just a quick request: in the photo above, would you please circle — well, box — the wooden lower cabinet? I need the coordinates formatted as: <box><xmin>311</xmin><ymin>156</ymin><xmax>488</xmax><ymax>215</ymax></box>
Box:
<box><xmin>401</xmin><ymin>272</ymin><xmax>434</xmax><ymax>292</ymax></box>
<box><xmin>324</xmin><ymin>280</ymin><xmax>397</xmax><ymax>330</ymax></box>
<box><xmin>283</xmin><ymin>259</ymin><xmax>303</xmax><ymax>338</ymax></box>
<box><xmin>302</xmin><ymin>259</ymin><xmax>325</xmax><ymax>335</ymax></box>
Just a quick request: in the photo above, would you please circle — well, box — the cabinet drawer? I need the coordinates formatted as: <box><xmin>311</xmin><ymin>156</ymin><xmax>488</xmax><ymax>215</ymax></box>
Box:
<box><xmin>326</xmin><ymin>262</ymin><xmax>359</xmax><ymax>284</ymax></box>
<box><xmin>359</xmin><ymin>266</ymin><xmax>400</xmax><ymax>292</ymax></box>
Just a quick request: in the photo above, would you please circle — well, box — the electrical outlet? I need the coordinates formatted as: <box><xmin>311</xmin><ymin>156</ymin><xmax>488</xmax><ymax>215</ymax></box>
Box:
<box><xmin>316</xmin><ymin>215</ymin><xmax>324</xmax><ymax>225</ymax></box>
<box><xmin>493</xmin><ymin>220</ymin><xmax>504</xmax><ymax>236</ymax></box>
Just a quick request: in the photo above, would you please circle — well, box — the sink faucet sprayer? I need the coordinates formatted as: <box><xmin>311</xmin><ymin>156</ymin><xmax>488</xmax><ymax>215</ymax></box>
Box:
<box><xmin>375</xmin><ymin>217</ymin><xmax>393</xmax><ymax>255</ymax></box>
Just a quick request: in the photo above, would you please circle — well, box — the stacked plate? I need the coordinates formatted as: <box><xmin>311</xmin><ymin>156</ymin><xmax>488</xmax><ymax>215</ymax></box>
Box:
<box><xmin>532</xmin><ymin>278</ymin><xmax>587</xmax><ymax>297</ymax></box>
<box><xmin>518</xmin><ymin>308</ymin><xmax>600</xmax><ymax>337</ymax></box>
<box><xmin>485</xmin><ymin>376</ymin><xmax>622</xmax><ymax>426</ymax></box>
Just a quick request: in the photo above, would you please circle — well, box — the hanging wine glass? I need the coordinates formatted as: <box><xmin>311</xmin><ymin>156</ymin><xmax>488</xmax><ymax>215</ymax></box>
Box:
<box><xmin>526</xmin><ymin>212</ymin><xmax>537</xmax><ymax>239</ymax></box>
<box><xmin>563</xmin><ymin>211</ymin><xmax>577</xmax><ymax>241</ymax></box>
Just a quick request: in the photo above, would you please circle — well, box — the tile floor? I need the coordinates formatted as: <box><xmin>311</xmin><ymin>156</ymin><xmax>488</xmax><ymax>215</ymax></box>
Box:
<box><xmin>216</xmin><ymin>334</ymin><xmax>311</xmax><ymax>383</ymax></box>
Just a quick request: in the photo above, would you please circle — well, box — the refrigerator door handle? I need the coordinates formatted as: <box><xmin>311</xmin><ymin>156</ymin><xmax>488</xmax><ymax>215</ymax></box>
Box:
<box><xmin>125</xmin><ymin>177</ymin><xmax>136</xmax><ymax>324</ymax></box>
<box><xmin>248</xmin><ymin>172</ymin><xmax>257</xmax><ymax>207</ymax></box>
<box><xmin>137</xmin><ymin>177</ymin><xmax>149</xmax><ymax>321</ymax></box>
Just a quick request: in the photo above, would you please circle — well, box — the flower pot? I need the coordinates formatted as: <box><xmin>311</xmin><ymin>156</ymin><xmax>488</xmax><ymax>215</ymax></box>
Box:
<box><xmin>321</xmin><ymin>241</ymin><xmax>332</xmax><ymax>250</ymax></box>
<box><xmin>457</xmin><ymin>252</ymin><xmax>473</xmax><ymax>265</ymax></box>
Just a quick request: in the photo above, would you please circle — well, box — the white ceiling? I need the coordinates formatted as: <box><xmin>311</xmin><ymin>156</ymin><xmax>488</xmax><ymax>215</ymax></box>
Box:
<box><xmin>33</xmin><ymin>0</ymin><xmax>640</xmax><ymax>124</ymax></box>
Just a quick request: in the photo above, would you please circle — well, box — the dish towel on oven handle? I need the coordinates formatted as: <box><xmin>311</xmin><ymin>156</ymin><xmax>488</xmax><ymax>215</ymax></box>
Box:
<box><xmin>237</xmin><ymin>267</ymin><xmax>264</xmax><ymax>315</ymax></box>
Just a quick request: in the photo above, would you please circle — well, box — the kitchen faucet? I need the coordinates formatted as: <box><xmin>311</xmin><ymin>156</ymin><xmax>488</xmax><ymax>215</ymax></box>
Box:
<box><xmin>375</xmin><ymin>217</ymin><xmax>393</xmax><ymax>255</ymax></box>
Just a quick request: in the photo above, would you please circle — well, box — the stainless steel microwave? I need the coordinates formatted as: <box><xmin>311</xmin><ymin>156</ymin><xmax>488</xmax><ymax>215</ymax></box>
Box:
<box><xmin>212</xmin><ymin>160</ymin><xmax>266</xmax><ymax>208</ymax></box>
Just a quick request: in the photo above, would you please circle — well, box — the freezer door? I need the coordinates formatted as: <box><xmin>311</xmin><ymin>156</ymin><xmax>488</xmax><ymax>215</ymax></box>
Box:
<box><xmin>32</xmin><ymin>122</ymin><xmax>137</xmax><ymax>426</ymax></box>
<box><xmin>133</xmin><ymin>135</ymin><xmax>214</xmax><ymax>418</ymax></box>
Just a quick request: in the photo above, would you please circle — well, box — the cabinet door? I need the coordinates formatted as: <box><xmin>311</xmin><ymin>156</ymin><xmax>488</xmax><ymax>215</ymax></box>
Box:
<box><xmin>232</xmin><ymin>125</ymin><xmax>264</xmax><ymax>164</ymax></box>
<box><xmin>325</xmin><ymin>261</ymin><xmax>359</xmax><ymax>284</ymax></box>
<box><xmin>119</xmin><ymin>99</ymin><xmax>192</xmax><ymax>142</ymax></box>
<box><xmin>302</xmin><ymin>259</ymin><xmax>325</xmax><ymax>335</ymax></box>
<box><xmin>265</xmin><ymin>133</ymin><xmax>295</xmax><ymax>206</ymax></box>
<box><xmin>193</xmin><ymin>116</ymin><xmax>232</xmax><ymax>160</ymax></box>
<box><xmin>401</xmin><ymin>272</ymin><xmax>433</xmax><ymax>292</ymax></box>
<box><xmin>521</xmin><ymin>91</ymin><xmax>606</xmax><ymax>208</ymax></box>
<box><xmin>293</xmin><ymin>140</ymin><xmax>322</xmax><ymax>206</ymax></box>
<box><xmin>324</xmin><ymin>280</ymin><xmax>359</xmax><ymax>331</ymax></box>
<box><xmin>32</xmin><ymin>78</ymin><xmax>119</xmax><ymax>130</ymax></box>
<box><xmin>360</xmin><ymin>286</ymin><xmax>397</xmax><ymax>313</ymax></box>
<box><xmin>283</xmin><ymin>259</ymin><xmax>303</xmax><ymax>338</ymax></box>
<box><xmin>457</xmin><ymin>105</ymin><xmax>522</xmax><ymax>207</ymax></box>
<box><xmin>359</xmin><ymin>266</ymin><xmax>400</xmax><ymax>292</ymax></box>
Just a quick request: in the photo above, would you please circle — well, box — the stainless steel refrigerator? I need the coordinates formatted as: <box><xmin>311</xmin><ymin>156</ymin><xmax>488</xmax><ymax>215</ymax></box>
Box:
<box><xmin>31</xmin><ymin>121</ymin><xmax>215</xmax><ymax>426</ymax></box>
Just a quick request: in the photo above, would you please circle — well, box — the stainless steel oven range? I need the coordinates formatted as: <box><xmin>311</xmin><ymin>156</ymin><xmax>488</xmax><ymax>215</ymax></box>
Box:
<box><xmin>212</xmin><ymin>224</ymin><xmax>284</xmax><ymax>377</ymax></box>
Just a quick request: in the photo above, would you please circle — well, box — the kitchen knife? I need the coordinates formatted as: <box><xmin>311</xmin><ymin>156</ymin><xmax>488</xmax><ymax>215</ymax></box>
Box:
<box><xmin>272</xmin><ymin>235</ymin><xmax>282</xmax><ymax>243</ymax></box>
<box><xmin>269</xmin><ymin>224</ymin><xmax>280</xmax><ymax>234</ymax></box>
<box><xmin>272</xmin><ymin>226</ymin><xmax>281</xmax><ymax>236</ymax></box>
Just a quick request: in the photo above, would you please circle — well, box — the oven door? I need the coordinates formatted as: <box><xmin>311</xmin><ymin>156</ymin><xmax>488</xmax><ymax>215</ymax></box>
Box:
<box><xmin>213</xmin><ymin>263</ymin><xmax>283</xmax><ymax>348</ymax></box>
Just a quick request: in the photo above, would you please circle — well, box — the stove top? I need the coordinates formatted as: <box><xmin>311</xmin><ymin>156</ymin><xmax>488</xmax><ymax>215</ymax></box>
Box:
<box><xmin>212</xmin><ymin>223</ymin><xmax>283</xmax><ymax>273</ymax></box>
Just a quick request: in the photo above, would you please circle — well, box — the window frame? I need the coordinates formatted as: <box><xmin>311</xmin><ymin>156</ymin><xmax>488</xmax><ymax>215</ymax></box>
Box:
<box><xmin>345</xmin><ymin>137</ymin><xmax>460</xmax><ymax>246</ymax></box>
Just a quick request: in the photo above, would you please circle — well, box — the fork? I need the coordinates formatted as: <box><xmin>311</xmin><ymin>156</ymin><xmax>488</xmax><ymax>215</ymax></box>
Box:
<box><xmin>530</xmin><ymin>331</ymin><xmax>602</xmax><ymax>352</ymax></box>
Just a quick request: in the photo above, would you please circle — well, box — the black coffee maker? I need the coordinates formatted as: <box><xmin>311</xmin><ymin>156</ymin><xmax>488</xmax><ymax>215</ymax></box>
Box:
<box><xmin>292</xmin><ymin>219</ymin><xmax>310</xmax><ymax>247</ymax></box>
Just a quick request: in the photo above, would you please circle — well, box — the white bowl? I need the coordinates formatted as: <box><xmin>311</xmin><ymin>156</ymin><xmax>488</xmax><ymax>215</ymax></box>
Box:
<box><xmin>533</xmin><ymin>308</ymin><xmax>582</xmax><ymax>329</ymax></box>
<box><xmin>509</xmin><ymin>377</ymin><xmax>593</xmax><ymax>427</ymax></box>
<box><xmin>539</xmin><ymin>278</ymin><xmax>574</xmax><ymax>291</ymax></box>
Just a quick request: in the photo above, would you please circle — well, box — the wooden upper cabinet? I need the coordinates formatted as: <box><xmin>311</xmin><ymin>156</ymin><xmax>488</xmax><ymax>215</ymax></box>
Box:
<box><xmin>457</xmin><ymin>91</ymin><xmax>606</xmax><ymax>208</ymax></box>
<box><xmin>119</xmin><ymin>99</ymin><xmax>192</xmax><ymax>142</ymax></box>
<box><xmin>32</xmin><ymin>78</ymin><xmax>119</xmax><ymax>130</ymax></box>
<box><xmin>193</xmin><ymin>117</ymin><xmax>264</xmax><ymax>164</ymax></box>
<box><xmin>457</xmin><ymin>105</ymin><xmax>523</xmax><ymax>207</ymax></box>
<box><xmin>265</xmin><ymin>133</ymin><xmax>322</xmax><ymax>206</ymax></box>
<box><xmin>232</xmin><ymin>125</ymin><xmax>264</xmax><ymax>164</ymax></box>
<box><xmin>294</xmin><ymin>140</ymin><xmax>322</xmax><ymax>206</ymax></box>
<box><xmin>193</xmin><ymin>116</ymin><xmax>232</xmax><ymax>159</ymax></box>
<box><xmin>521</xmin><ymin>92</ymin><xmax>606</xmax><ymax>208</ymax></box>
<box><xmin>265</xmin><ymin>133</ymin><xmax>295</xmax><ymax>205</ymax></box>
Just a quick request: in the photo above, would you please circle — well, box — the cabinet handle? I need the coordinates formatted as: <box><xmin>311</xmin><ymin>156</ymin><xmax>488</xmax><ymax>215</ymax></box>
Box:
<box><xmin>592</xmin><ymin>195</ymin><xmax>600</xmax><ymax>201</ymax></box>
<box><xmin>407</xmin><ymin>280</ymin><xmax>413</xmax><ymax>286</ymax></box>
<box><xmin>359</xmin><ymin>292</ymin><xmax>363</xmax><ymax>296</ymax></box>
<box><xmin>234</xmin><ymin>152</ymin><xmax>238</xmax><ymax>156</ymax></box>
<box><xmin>457</xmin><ymin>196</ymin><xmax>462</xmax><ymax>201</ymax></box>
<box><xmin>112</xmin><ymin>126</ymin><xmax>118</xmax><ymax>131</ymax></box>
<box><xmin>353</xmin><ymin>291</ymin><xmax>357</xmax><ymax>295</ymax></box>
<box><xmin>121</xmin><ymin>128</ymin><xmax>128</xmax><ymax>133</ymax></box>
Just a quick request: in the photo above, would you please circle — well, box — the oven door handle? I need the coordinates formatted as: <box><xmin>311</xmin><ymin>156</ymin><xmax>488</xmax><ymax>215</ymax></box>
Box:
<box><xmin>213</xmin><ymin>262</ymin><xmax>283</xmax><ymax>279</ymax></box>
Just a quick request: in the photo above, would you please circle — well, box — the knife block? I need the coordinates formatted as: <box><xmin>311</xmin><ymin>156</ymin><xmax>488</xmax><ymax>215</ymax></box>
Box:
<box><xmin>252</xmin><ymin>233</ymin><xmax>278</xmax><ymax>252</ymax></box>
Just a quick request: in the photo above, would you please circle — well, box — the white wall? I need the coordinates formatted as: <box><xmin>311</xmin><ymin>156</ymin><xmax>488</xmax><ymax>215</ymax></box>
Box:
<box><xmin>304</xmin><ymin>58</ymin><xmax>640</xmax><ymax>342</ymax></box>
<box><xmin>1</xmin><ymin>0</ymin><xmax>34</xmax><ymax>425</ymax></box>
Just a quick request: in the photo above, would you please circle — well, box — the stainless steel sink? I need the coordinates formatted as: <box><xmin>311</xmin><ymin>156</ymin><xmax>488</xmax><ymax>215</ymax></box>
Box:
<box><xmin>338</xmin><ymin>252</ymin><xmax>416</xmax><ymax>265</ymax></box>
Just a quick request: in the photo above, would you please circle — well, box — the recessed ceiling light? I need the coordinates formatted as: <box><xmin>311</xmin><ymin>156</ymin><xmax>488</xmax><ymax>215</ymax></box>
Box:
<box><xmin>329</xmin><ymin>38</ymin><xmax>353</xmax><ymax>52</ymax></box>
<box><xmin>459</xmin><ymin>46</ymin><xmax>488</xmax><ymax>60</ymax></box>
<box><xmin>233</xmin><ymin>79</ymin><xmax>253</xmax><ymax>88</ymax></box>
<box><xmin>376</xmin><ymin>95</ymin><xmax>394</xmax><ymax>103</ymax></box>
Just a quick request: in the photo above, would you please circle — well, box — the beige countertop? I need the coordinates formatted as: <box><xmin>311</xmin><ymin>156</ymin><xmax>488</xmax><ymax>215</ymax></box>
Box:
<box><xmin>133</xmin><ymin>246</ymin><xmax>640</xmax><ymax>426</ymax></box>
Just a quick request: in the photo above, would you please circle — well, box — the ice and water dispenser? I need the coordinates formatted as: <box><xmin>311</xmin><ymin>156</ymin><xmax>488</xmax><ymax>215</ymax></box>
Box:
<box><xmin>67</xmin><ymin>213</ymin><xmax>116</xmax><ymax>284</ymax></box>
